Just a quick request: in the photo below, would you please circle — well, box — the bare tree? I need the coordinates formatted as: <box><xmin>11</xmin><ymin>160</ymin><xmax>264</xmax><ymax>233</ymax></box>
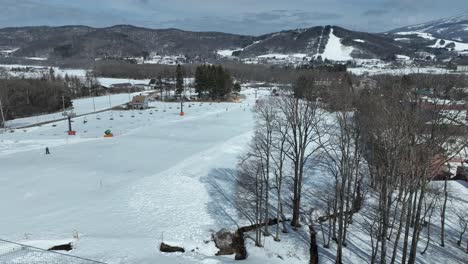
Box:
<box><xmin>253</xmin><ymin>98</ymin><xmax>277</xmax><ymax>236</ymax></box>
<box><xmin>276</xmin><ymin>86</ymin><xmax>322</xmax><ymax>228</ymax></box>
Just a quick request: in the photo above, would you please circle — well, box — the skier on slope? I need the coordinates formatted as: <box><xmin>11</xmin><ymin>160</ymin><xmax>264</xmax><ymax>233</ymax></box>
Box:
<box><xmin>45</xmin><ymin>147</ymin><xmax>50</xmax><ymax>155</ymax></box>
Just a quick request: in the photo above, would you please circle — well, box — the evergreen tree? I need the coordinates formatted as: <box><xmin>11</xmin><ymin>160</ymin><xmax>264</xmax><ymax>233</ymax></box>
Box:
<box><xmin>195</xmin><ymin>65</ymin><xmax>207</xmax><ymax>97</ymax></box>
<box><xmin>207</xmin><ymin>65</ymin><xmax>217</xmax><ymax>97</ymax></box>
<box><xmin>233</xmin><ymin>82</ymin><xmax>241</xmax><ymax>93</ymax></box>
<box><xmin>194</xmin><ymin>64</ymin><xmax>233</xmax><ymax>99</ymax></box>
<box><xmin>175</xmin><ymin>64</ymin><xmax>184</xmax><ymax>96</ymax></box>
<box><xmin>214</xmin><ymin>65</ymin><xmax>225</xmax><ymax>98</ymax></box>
<box><xmin>49</xmin><ymin>67</ymin><xmax>56</xmax><ymax>81</ymax></box>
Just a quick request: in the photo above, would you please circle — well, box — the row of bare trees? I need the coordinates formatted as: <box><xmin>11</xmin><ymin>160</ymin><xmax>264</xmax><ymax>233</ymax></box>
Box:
<box><xmin>357</xmin><ymin>77</ymin><xmax>467</xmax><ymax>264</ymax></box>
<box><xmin>234</xmin><ymin>73</ymin><xmax>467</xmax><ymax>263</ymax></box>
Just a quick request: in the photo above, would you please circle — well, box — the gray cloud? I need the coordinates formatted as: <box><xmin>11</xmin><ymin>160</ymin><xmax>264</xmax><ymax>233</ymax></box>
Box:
<box><xmin>0</xmin><ymin>0</ymin><xmax>466</xmax><ymax>34</ymax></box>
<box><xmin>158</xmin><ymin>9</ymin><xmax>344</xmax><ymax>35</ymax></box>
<box><xmin>362</xmin><ymin>9</ymin><xmax>390</xmax><ymax>17</ymax></box>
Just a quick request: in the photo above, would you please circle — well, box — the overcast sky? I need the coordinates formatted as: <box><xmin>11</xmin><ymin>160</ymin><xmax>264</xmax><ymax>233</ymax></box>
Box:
<box><xmin>0</xmin><ymin>0</ymin><xmax>467</xmax><ymax>35</ymax></box>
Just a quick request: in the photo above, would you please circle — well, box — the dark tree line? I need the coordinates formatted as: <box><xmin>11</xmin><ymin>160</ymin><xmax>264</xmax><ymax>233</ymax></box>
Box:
<box><xmin>92</xmin><ymin>61</ymin><xmax>350</xmax><ymax>85</ymax></box>
<box><xmin>0</xmin><ymin>78</ymin><xmax>73</xmax><ymax>122</ymax></box>
<box><xmin>194</xmin><ymin>65</ymin><xmax>234</xmax><ymax>99</ymax></box>
<box><xmin>0</xmin><ymin>69</ymin><xmax>105</xmax><ymax>125</ymax></box>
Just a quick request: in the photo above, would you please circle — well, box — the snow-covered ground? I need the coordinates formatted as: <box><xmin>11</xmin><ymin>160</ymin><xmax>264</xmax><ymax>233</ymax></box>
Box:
<box><xmin>0</xmin><ymin>64</ymin><xmax>152</xmax><ymax>87</ymax></box>
<box><xmin>428</xmin><ymin>39</ymin><xmax>468</xmax><ymax>51</ymax></box>
<box><xmin>393</xmin><ymin>31</ymin><xmax>468</xmax><ymax>52</ymax></box>
<box><xmin>394</xmin><ymin>31</ymin><xmax>436</xmax><ymax>40</ymax></box>
<box><xmin>348</xmin><ymin>66</ymin><xmax>457</xmax><ymax>76</ymax></box>
<box><xmin>0</xmin><ymin>88</ymin><xmax>263</xmax><ymax>264</ymax></box>
<box><xmin>321</xmin><ymin>27</ymin><xmax>354</xmax><ymax>61</ymax></box>
<box><xmin>0</xmin><ymin>87</ymin><xmax>467</xmax><ymax>264</ymax></box>
<box><xmin>4</xmin><ymin>92</ymin><xmax>145</xmax><ymax>128</ymax></box>
<box><xmin>217</xmin><ymin>49</ymin><xmax>243</xmax><ymax>57</ymax></box>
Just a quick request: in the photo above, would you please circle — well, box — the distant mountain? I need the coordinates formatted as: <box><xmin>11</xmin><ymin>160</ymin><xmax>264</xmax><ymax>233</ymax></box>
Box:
<box><xmin>237</xmin><ymin>26</ymin><xmax>405</xmax><ymax>60</ymax></box>
<box><xmin>0</xmin><ymin>16</ymin><xmax>467</xmax><ymax>63</ymax></box>
<box><xmin>0</xmin><ymin>25</ymin><xmax>254</xmax><ymax>59</ymax></box>
<box><xmin>389</xmin><ymin>12</ymin><xmax>468</xmax><ymax>42</ymax></box>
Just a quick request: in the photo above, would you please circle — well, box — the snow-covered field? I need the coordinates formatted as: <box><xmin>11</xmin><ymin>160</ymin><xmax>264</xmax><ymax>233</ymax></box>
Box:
<box><xmin>348</xmin><ymin>66</ymin><xmax>456</xmax><ymax>76</ymax></box>
<box><xmin>0</xmin><ymin>89</ymin><xmax>262</xmax><ymax>264</ymax></box>
<box><xmin>0</xmin><ymin>64</ymin><xmax>151</xmax><ymax>87</ymax></box>
<box><xmin>4</xmin><ymin>92</ymin><xmax>143</xmax><ymax>128</ymax></box>
<box><xmin>394</xmin><ymin>31</ymin><xmax>468</xmax><ymax>52</ymax></box>
<box><xmin>0</xmin><ymin>87</ymin><xmax>467</xmax><ymax>264</ymax></box>
<box><xmin>429</xmin><ymin>39</ymin><xmax>468</xmax><ymax>51</ymax></box>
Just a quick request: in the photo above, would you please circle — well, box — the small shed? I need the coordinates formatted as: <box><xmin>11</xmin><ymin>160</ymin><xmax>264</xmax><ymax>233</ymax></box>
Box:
<box><xmin>133</xmin><ymin>83</ymin><xmax>149</xmax><ymax>90</ymax></box>
<box><xmin>130</xmin><ymin>95</ymin><xmax>149</xmax><ymax>109</ymax></box>
<box><xmin>110</xmin><ymin>83</ymin><xmax>133</xmax><ymax>89</ymax></box>
<box><xmin>456</xmin><ymin>65</ymin><xmax>468</xmax><ymax>72</ymax></box>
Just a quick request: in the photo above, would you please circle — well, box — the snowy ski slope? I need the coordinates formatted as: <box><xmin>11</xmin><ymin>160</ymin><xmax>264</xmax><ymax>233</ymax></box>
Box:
<box><xmin>0</xmin><ymin>88</ymin><xmax>466</xmax><ymax>264</ymax></box>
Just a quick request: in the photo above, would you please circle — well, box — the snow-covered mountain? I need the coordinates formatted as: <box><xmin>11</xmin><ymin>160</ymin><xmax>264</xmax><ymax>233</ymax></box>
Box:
<box><xmin>1</xmin><ymin>14</ymin><xmax>468</xmax><ymax>64</ymax></box>
<box><xmin>232</xmin><ymin>26</ymin><xmax>404</xmax><ymax>61</ymax></box>
<box><xmin>0</xmin><ymin>25</ymin><xmax>404</xmax><ymax>62</ymax></box>
<box><xmin>389</xmin><ymin>12</ymin><xmax>468</xmax><ymax>42</ymax></box>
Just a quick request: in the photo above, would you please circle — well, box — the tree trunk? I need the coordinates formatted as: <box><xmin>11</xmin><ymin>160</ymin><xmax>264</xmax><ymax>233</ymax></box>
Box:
<box><xmin>408</xmin><ymin>187</ymin><xmax>426</xmax><ymax>264</ymax></box>
<box><xmin>309</xmin><ymin>224</ymin><xmax>319</xmax><ymax>264</ymax></box>
<box><xmin>291</xmin><ymin>160</ymin><xmax>301</xmax><ymax>228</ymax></box>
<box><xmin>390</xmin><ymin>190</ymin><xmax>409</xmax><ymax>264</ymax></box>
<box><xmin>440</xmin><ymin>179</ymin><xmax>448</xmax><ymax>247</ymax></box>
<box><xmin>401</xmin><ymin>190</ymin><xmax>415</xmax><ymax>264</ymax></box>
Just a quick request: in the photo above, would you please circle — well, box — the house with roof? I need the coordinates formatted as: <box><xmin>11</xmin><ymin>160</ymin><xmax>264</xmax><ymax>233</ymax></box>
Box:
<box><xmin>129</xmin><ymin>95</ymin><xmax>149</xmax><ymax>110</ymax></box>
<box><xmin>454</xmin><ymin>56</ymin><xmax>468</xmax><ymax>72</ymax></box>
<box><xmin>431</xmin><ymin>156</ymin><xmax>468</xmax><ymax>181</ymax></box>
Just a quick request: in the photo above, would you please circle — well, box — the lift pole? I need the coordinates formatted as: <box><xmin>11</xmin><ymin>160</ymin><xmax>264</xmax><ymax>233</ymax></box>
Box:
<box><xmin>0</xmin><ymin>98</ymin><xmax>6</xmax><ymax>129</ymax></box>
<box><xmin>68</xmin><ymin>116</ymin><xmax>72</xmax><ymax>132</ymax></box>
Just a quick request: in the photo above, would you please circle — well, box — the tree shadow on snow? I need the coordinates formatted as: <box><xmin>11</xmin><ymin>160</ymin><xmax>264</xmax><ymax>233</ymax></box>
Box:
<box><xmin>201</xmin><ymin>168</ymin><xmax>246</xmax><ymax>230</ymax></box>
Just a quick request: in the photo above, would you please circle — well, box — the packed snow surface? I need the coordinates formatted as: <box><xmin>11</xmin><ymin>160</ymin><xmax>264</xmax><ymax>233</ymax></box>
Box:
<box><xmin>217</xmin><ymin>49</ymin><xmax>243</xmax><ymax>57</ymax></box>
<box><xmin>0</xmin><ymin>89</ymin><xmax>260</xmax><ymax>263</ymax></box>
<box><xmin>0</xmin><ymin>87</ymin><xmax>467</xmax><ymax>264</ymax></box>
<box><xmin>257</xmin><ymin>53</ymin><xmax>307</xmax><ymax>59</ymax></box>
<box><xmin>394</xmin><ymin>31</ymin><xmax>436</xmax><ymax>40</ymax></box>
<box><xmin>396</xmin><ymin>54</ymin><xmax>411</xmax><ymax>60</ymax></box>
<box><xmin>321</xmin><ymin>27</ymin><xmax>354</xmax><ymax>61</ymax></box>
<box><xmin>429</xmin><ymin>39</ymin><xmax>468</xmax><ymax>51</ymax></box>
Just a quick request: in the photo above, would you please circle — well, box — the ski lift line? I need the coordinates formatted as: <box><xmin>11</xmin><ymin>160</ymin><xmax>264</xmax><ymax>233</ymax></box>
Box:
<box><xmin>0</xmin><ymin>238</ymin><xmax>108</xmax><ymax>264</ymax></box>
<box><xmin>13</xmin><ymin>104</ymin><xmax>126</xmax><ymax>129</ymax></box>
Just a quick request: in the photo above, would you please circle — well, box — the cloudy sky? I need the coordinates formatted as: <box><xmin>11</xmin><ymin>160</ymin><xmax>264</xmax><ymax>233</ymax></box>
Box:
<box><xmin>0</xmin><ymin>0</ymin><xmax>467</xmax><ymax>35</ymax></box>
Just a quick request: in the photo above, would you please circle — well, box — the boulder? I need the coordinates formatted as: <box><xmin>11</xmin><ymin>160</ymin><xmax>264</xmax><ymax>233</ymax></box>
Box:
<box><xmin>159</xmin><ymin>242</ymin><xmax>185</xmax><ymax>253</ymax></box>
<box><xmin>213</xmin><ymin>229</ymin><xmax>235</xmax><ymax>255</ymax></box>
<box><xmin>213</xmin><ymin>229</ymin><xmax>247</xmax><ymax>260</ymax></box>
<box><xmin>48</xmin><ymin>242</ymin><xmax>72</xmax><ymax>251</ymax></box>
